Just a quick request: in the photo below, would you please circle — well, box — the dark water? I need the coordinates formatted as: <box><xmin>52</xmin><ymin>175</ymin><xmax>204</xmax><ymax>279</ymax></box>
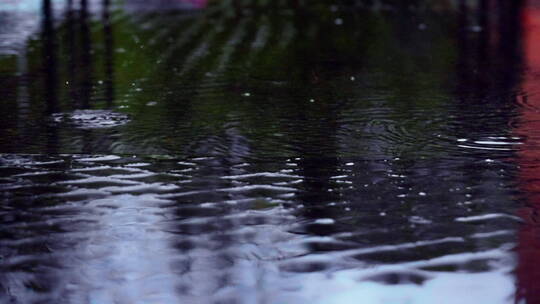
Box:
<box><xmin>1</xmin><ymin>0</ymin><xmax>539</xmax><ymax>303</ymax></box>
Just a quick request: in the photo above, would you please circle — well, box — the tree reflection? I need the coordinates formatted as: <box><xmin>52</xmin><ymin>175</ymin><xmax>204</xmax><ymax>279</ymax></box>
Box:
<box><xmin>103</xmin><ymin>0</ymin><xmax>115</xmax><ymax>107</ymax></box>
<box><xmin>42</xmin><ymin>0</ymin><xmax>58</xmax><ymax>115</ymax></box>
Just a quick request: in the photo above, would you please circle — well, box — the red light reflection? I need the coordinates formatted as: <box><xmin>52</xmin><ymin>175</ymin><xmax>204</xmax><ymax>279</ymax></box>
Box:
<box><xmin>515</xmin><ymin>1</ymin><xmax>540</xmax><ymax>303</ymax></box>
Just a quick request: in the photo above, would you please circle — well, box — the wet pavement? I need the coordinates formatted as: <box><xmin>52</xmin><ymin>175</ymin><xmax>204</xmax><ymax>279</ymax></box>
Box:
<box><xmin>0</xmin><ymin>0</ymin><xmax>538</xmax><ymax>303</ymax></box>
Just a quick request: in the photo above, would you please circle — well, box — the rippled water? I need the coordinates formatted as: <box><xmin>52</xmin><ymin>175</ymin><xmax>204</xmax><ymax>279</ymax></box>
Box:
<box><xmin>1</xmin><ymin>0</ymin><xmax>539</xmax><ymax>303</ymax></box>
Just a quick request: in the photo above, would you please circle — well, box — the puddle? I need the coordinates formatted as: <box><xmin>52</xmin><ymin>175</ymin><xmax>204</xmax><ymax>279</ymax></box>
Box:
<box><xmin>0</xmin><ymin>0</ymin><xmax>537</xmax><ymax>303</ymax></box>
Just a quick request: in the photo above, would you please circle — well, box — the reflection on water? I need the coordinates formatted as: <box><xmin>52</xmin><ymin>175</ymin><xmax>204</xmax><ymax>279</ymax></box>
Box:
<box><xmin>515</xmin><ymin>2</ymin><xmax>540</xmax><ymax>303</ymax></box>
<box><xmin>0</xmin><ymin>0</ymin><xmax>537</xmax><ymax>303</ymax></box>
<box><xmin>0</xmin><ymin>154</ymin><xmax>519</xmax><ymax>303</ymax></box>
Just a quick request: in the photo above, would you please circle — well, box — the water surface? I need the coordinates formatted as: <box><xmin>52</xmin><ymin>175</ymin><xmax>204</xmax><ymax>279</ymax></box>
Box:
<box><xmin>0</xmin><ymin>0</ymin><xmax>538</xmax><ymax>303</ymax></box>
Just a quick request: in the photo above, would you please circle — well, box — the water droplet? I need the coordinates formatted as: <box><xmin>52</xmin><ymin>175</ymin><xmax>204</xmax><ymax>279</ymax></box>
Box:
<box><xmin>418</xmin><ymin>192</ymin><xmax>426</xmax><ymax>196</ymax></box>
<box><xmin>335</xmin><ymin>18</ymin><xmax>343</xmax><ymax>25</ymax></box>
<box><xmin>243</xmin><ymin>92</ymin><xmax>251</xmax><ymax>97</ymax></box>
<box><xmin>146</xmin><ymin>101</ymin><xmax>157</xmax><ymax>106</ymax></box>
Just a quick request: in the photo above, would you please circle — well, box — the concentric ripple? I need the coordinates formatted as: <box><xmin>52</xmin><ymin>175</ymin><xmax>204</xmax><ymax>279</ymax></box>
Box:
<box><xmin>51</xmin><ymin>110</ymin><xmax>130</xmax><ymax>129</ymax></box>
